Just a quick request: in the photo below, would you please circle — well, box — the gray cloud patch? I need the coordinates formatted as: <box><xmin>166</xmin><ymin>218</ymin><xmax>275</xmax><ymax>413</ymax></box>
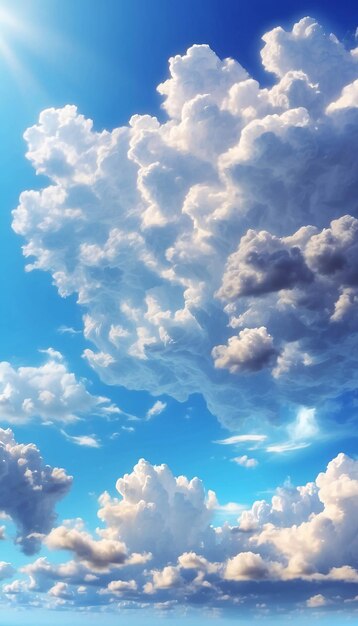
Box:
<box><xmin>0</xmin><ymin>429</ymin><xmax>72</xmax><ymax>554</ymax></box>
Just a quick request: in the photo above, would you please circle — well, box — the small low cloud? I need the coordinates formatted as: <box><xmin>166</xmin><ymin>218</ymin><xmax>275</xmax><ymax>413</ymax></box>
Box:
<box><xmin>146</xmin><ymin>400</ymin><xmax>167</xmax><ymax>420</ymax></box>
<box><xmin>57</xmin><ymin>326</ymin><xmax>82</xmax><ymax>335</ymax></box>
<box><xmin>61</xmin><ymin>430</ymin><xmax>101</xmax><ymax>448</ymax></box>
<box><xmin>306</xmin><ymin>594</ymin><xmax>328</xmax><ymax>608</ymax></box>
<box><xmin>0</xmin><ymin>352</ymin><xmax>119</xmax><ymax>424</ymax></box>
<box><xmin>232</xmin><ymin>455</ymin><xmax>258</xmax><ymax>468</ymax></box>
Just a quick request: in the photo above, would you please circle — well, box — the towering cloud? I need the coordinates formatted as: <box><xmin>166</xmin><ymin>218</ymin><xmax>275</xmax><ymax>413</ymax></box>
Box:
<box><xmin>97</xmin><ymin>458</ymin><xmax>216</xmax><ymax>564</ymax></box>
<box><xmin>12</xmin><ymin>17</ymin><xmax>358</xmax><ymax>427</ymax></box>
<box><xmin>0</xmin><ymin>429</ymin><xmax>72</xmax><ymax>554</ymax></box>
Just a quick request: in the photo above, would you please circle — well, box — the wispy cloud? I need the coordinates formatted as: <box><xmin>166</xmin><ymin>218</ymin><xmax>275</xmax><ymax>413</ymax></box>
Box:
<box><xmin>266</xmin><ymin>408</ymin><xmax>318</xmax><ymax>454</ymax></box>
<box><xmin>38</xmin><ymin>347</ymin><xmax>63</xmax><ymax>360</ymax></box>
<box><xmin>232</xmin><ymin>455</ymin><xmax>258</xmax><ymax>468</ymax></box>
<box><xmin>61</xmin><ymin>430</ymin><xmax>101</xmax><ymax>448</ymax></box>
<box><xmin>215</xmin><ymin>434</ymin><xmax>267</xmax><ymax>445</ymax></box>
<box><xmin>266</xmin><ymin>441</ymin><xmax>311</xmax><ymax>454</ymax></box>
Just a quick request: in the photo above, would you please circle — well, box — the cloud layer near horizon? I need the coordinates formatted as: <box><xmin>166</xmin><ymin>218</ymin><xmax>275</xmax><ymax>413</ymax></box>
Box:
<box><xmin>12</xmin><ymin>17</ymin><xmax>358</xmax><ymax>429</ymax></box>
<box><xmin>3</xmin><ymin>452</ymin><xmax>358</xmax><ymax>612</ymax></box>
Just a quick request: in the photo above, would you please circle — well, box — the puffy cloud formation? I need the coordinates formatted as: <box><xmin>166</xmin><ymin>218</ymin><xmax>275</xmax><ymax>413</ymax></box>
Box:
<box><xmin>46</xmin><ymin>525</ymin><xmax>128</xmax><ymax>571</ymax></box>
<box><xmin>6</xmin><ymin>453</ymin><xmax>358</xmax><ymax>612</ymax></box>
<box><xmin>255</xmin><ymin>453</ymin><xmax>358</xmax><ymax>578</ymax></box>
<box><xmin>0</xmin><ymin>352</ymin><xmax>118</xmax><ymax>424</ymax></box>
<box><xmin>306</xmin><ymin>593</ymin><xmax>327</xmax><ymax>608</ymax></box>
<box><xmin>12</xmin><ymin>17</ymin><xmax>358</xmax><ymax>428</ymax></box>
<box><xmin>0</xmin><ymin>428</ymin><xmax>72</xmax><ymax>554</ymax></box>
<box><xmin>212</xmin><ymin>326</ymin><xmax>277</xmax><ymax>373</ymax></box>
<box><xmin>97</xmin><ymin>458</ymin><xmax>216</xmax><ymax>564</ymax></box>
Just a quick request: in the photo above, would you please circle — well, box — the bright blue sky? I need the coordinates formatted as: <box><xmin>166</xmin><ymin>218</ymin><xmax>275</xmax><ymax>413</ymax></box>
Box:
<box><xmin>0</xmin><ymin>0</ymin><xmax>358</xmax><ymax>623</ymax></box>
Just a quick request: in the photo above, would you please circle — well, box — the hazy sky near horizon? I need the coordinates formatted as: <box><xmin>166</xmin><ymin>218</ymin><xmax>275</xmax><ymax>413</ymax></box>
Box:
<box><xmin>0</xmin><ymin>0</ymin><xmax>358</xmax><ymax>624</ymax></box>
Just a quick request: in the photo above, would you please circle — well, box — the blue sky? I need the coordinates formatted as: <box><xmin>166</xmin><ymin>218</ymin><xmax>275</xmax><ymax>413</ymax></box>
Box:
<box><xmin>0</xmin><ymin>0</ymin><xmax>358</xmax><ymax>623</ymax></box>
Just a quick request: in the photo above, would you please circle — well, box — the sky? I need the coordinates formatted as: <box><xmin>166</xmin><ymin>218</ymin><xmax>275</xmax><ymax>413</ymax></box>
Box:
<box><xmin>0</xmin><ymin>0</ymin><xmax>358</xmax><ymax>623</ymax></box>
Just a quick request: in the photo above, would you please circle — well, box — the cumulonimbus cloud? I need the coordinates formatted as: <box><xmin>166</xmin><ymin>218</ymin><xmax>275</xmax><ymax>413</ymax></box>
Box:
<box><xmin>12</xmin><ymin>16</ymin><xmax>358</xmax><ymax>428</ymax></box>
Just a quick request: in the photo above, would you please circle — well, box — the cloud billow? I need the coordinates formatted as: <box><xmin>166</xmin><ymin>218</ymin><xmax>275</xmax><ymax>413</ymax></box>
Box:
<box><xmin>0</xmin><ymin>351</ymin><xmax>119</xmax><ymax>425</ymax></box>
<box><xmin>12</xmin><ymin>16</ymin><xmax>358</xmax><ymax>427</ymax></box>
<box><xmin>6</xmin><ymin>453</ymin><xmax>358</xmax><ymax>612</ymax></box>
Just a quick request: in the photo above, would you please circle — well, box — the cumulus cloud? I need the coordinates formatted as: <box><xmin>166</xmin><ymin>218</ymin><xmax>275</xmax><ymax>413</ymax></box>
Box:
<box><xmin>0</xmin><ymin>428</ymin><xmax>72</xmax><ymax>554</ymax></box>
<box><xmin>4</xmin><ymin>452</ymin><xmax>358</xmax><ymax>612</ymax></box>
<box><xmin>238</xmin><ymin>475</ymin><xmax>321</xmax><ymax>532</ymax></box>
<box><xmin>254</xmin><ymin>453</ymin><xmax>358</xmax><ymax>578</ymax></box>
<box><xmin>97</xmin><ymin>458</ymin><xmax>216</xmax><ymax>565</ymax></box>
<box><xmin>306</xmin><ymin>593</ymin><xmax>327</xmax><ymax>608</ymax></box>
<box><xmin>212</xmin><ymin>327</ymin><xmax>277</xmax><ymax>373</ymax></box>
<box><xmin>11</xmin><ymin>16</ymin><xmax>358</xmax><ymax>428</ymax></box>
<box><xmin>232</xmin><ymin>455</ymin><xmax>258</xmax><ymax>468</ymax></box>
<box><xmin>224</xmin><ymin>551</ymin><xmax>276</xmax><ymax>581</ymax></box>
<box><xmin>0</xmin><ymin>352</ymin><xmax>119</xmax><ymax>424</ymax></box>
<box><xmin>46</xmin><ymin>525</ymin><xmax>128</xmax><ymax>571</ymax></box>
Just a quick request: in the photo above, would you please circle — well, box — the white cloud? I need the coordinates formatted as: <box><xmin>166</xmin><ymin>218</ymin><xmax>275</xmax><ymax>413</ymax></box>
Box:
<box><xmin>38</xmin><ymin>347</ymin><xmax>64</xmax><ymax>360</ymax></box>
<box><xmin>254</xmin><ymin>453</ymin><xmax>358</xmax><ymax>578</ymax></box>
<box><xmin>103</xmin><ymin>579</ymin><xmax>137</xmax><ymax>595</ymax></box>
<box><xmin>0</xmin><ymin>352</ymin><xmax>119</xmax><ymax>424</ymax></box>
<box><xmin>60</xmin><ymin>430</ymin><xmax>101</xmax><ymax>448</ymax></box>
<box><xmin>224</xmin><ymin>551</ymin><xmax>276</xmax><ymax>581</ymax></box>
<box><xmin>288</xmin><ymin>407</ymin><xmax>318</xmax><ymax>440</ymax></box>
<box><xmin>97</xmin><ymin>458</ymin><xmax>216</xmax><ymax>565</ymax></box>
<box><xmin>215</xmin><ymin>434</ymin><xmax>267</xmax><ymax>445</ymax></box>
<box><xmin>6</xmin><ymin>452</ymin><xmax>358</xmax><ymax>611</ymax></box>
<box><xmin>45</xmin><ymin>525</ymin><xmax>128</xmax><ymax>571</ymax></box>
<box><xmin>306</xmin><ymin>593</ymin><xmax>327</xmax><ymax>608</ymax></box>
<box><xmin>326</xmin><ymin>79</ymin><xmax>358</xmax><ymax>112</ymax></box>
<box><xmin>57</xmin><ymin>326</ymin><xmax>82</xmax><ymax>335</ymax></box>
<box><xmin>12</xmin><ymin>17</ymin><xmax>358</xmax><ymax>429</ymax></box>
<box><xmin>144</xmin><ymin>565</ymin><xmax>182</xmax><ymax>594</ymax></box>
<box><xmin>146</xmin><ymin>400</ymin><xmax>167</xmax><ymax>419</ymax></box>
<box><xmin>232</xmin><ymin>455</ymin><xmax>258</xmax><ymax>468</ymax></box>
<box><xmin>212</xmin><ymin>327</ymin><xmax>277</xmax><ymax>374</ymax></box>
<box><xmin>48</xmin><ymin>581</ymin><xmax>73</xmax><ymax>600</ymax></box>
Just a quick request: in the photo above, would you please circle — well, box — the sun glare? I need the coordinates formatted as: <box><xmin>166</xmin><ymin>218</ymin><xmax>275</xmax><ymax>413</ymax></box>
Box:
<box><xmin>0</xmin><ymin>5</ymin><xmax>25</xmax><ymax>35</ymax></box>
<box><xmin>0</xmin><ymin>6</ymin><xmax>26</xmax><ymax>66</ymax></box>
<box><xmin>0</xmin><ymin>4</ymin><xmax>46</xmax><ymax>98</ymax></box>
